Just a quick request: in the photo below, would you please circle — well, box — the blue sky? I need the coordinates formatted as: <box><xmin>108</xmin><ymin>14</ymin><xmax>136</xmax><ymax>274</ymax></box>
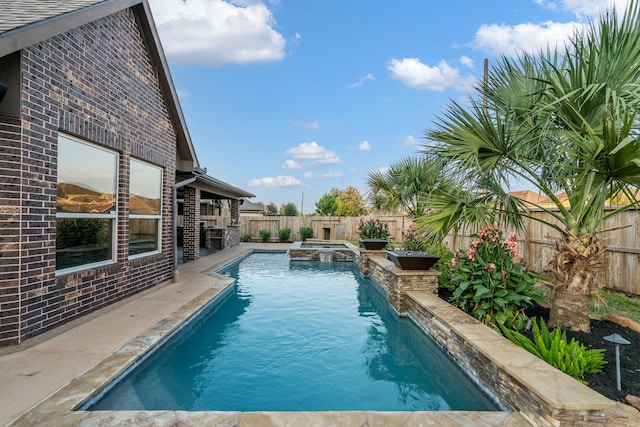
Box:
<box><xmin>147</xmin><ymin>0</ymin><xmax>629</xmax><ymax>214</ymax></box>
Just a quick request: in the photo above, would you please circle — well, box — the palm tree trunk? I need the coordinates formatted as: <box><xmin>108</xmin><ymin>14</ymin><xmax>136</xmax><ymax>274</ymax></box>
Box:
<box><xmin>549</xmin><ymin>289</ymin><xmax>591</xmax><ymax>332</ymax></box>
<box><xmin>546</xmin><ymin>236</ymin><xmax>603</xmax><ymax>333</ymax></box>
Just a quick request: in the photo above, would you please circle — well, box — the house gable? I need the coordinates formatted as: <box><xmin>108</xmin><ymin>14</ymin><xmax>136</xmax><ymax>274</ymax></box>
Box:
<box><xmin>0</xmin><ymin>0</ymin><xmax>198</xmax><ymax>173</ymax></box>
<box><xmin>0</xmin><ymin>0</ymin><xmax>256</xmax><ymax>347</ymax></box>
<box><xmin>0</xmin><ymin>4</ymin><xmax>178</xmax><ymax>346</ymax></box>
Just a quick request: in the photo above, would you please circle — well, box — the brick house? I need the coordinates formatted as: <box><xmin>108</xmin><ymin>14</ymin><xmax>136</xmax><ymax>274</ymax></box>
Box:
<box><xmin>0</xmin><ymin>0</ymin><xmax>254</xmax><ymax>347</ymax></box>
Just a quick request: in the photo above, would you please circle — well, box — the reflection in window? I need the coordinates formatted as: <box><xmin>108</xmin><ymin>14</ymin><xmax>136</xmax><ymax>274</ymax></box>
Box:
<box><xmin>57</xmin><ymin>136</ymin><xmax>117</xmax><ymax>214</ymax></box>
<box><xmin>56</xmin><ymin>134</ymin><xmax>117</xmax><ymax>272</ymax></box>
<box><xmin>56</xmin><ymin>218</ymin><xmax>113</xmax><ymax>270</ymax></box>
<box><xmin>129</xmin><ymin>159</ymin><xmax>162</xmax><ymax>257</ymax></box>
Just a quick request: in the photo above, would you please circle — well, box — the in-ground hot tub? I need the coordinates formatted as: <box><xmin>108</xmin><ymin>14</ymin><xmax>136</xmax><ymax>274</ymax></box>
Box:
<box><xmin>289</xmin><ymin>240</ymin><xmax>359</xmax><ymax>262</ymax></box>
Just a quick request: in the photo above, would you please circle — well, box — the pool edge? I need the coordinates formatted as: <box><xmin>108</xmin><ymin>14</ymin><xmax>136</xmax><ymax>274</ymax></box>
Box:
<box><xmin>5</xmin><ymin>248</ymin><xmax>614</xmax><ymax>427</ymax></box>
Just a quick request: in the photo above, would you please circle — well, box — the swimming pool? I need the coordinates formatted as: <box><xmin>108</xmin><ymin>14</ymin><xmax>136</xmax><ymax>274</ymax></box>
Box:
<box><xmin>87</xmin><ymin>252</ymin><xmax>498</xmax><ymax>412</ymax></box>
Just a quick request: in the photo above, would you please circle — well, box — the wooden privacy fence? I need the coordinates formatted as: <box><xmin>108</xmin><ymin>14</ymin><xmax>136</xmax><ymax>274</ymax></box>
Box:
<box><xmin>239</xmin><ymin>215</ymin><xmax>410</xmax><ymax>244</ymax></box>
<box><xmin>239</xmin><ymin>209</ymin><xmax>640</xmax><ymax>296</ymax></box>
<box><xmin>523</xmin><ymin>209</ymin><xmax>640</xmax><ymax>296</ymax></box>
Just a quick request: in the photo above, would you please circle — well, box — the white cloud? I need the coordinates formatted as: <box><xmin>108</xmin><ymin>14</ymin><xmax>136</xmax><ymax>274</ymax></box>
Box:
<box><xmin>358</xmin><ymin>140</ymin><xmax>371</xmax><ymax>151</ymax></box>
<box><xmin>347</xmin><ymin>73</ymin><xmax>375</xmax><ymax>88</ymax></box>
<box><xmin>148</xmin><ymin>0</ymin><xmax>286</xmax><ymax>66</ymax></box>
<box><xmin>557</xmin><ymin>0</ymin><xmax>629</xmax><ymax>17</ymax></box>
<box><xmin>291</xmin><ymin>32</ymin><xmax>303</xmax><ymax>46</ymax></box>
<box><xmin>474</xmin><ymin>20</ymin><xmax>584</xmax><ymax>57</ymax></box>
<box><xmin>459</xmin><ymin>55</ymin><xmax>474</xmax><ymax>68</ymax></box>
<box><xmin>289</xmin><ymin>119</ymin><xmax>320</xmax><ymax>130</ymax></box>
<box><xmin>303</xmin><ymin>170</ymin><xmax>343</xmax><ymax>179</ymax></box>
<box><xmin>403</xmin><ymin>135</ymin><xmax>421</xmax><ymax>146</ymax></box>
<box><xmin>387</xmin><ymin>58</ymin><xmax>461</xmax><ymax>91</ymax></box>
<box><xmin>248</xmin><ymin>175</ymin><xmax>302</xmax><ymax>188</ymax></box>
<box><xmin>472</xmin><ymin>1</ymin><xmax>633</xmax><ymax>60</ymax></box>
<box><xmin>285</xmin><ymin>141</ymin><xmax>341</xmax><ymax>165</ymax></box>
<box><xmin>281</xmin><ymin>159</ymin><xmax>303</xmax><ymax>169</ymax></box>
<box><xmin>534</xmin><ymin>0</ymin><xmax>559</xmax><ymax>11</ymax></box>
<box><xmin>371</xmin><ymin>166</ymin><xmax>390</xmax><ymax>175</ymax></box>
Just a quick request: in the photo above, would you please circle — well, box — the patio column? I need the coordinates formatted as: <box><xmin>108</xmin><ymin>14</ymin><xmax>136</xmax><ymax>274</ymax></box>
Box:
<box><xmin>228</xmin><ymin>199</ymin><xmax>241</xmax><ymax>247</ymax></box>
<box><xmin>183</xmin><ymin>186</ymin><xmax>200</xmax><ymax>261</ymax></box>
<box><xmin>230</xmin><ymin>199</ymin><xmax>239</xmax><ymax>224</ymax></box>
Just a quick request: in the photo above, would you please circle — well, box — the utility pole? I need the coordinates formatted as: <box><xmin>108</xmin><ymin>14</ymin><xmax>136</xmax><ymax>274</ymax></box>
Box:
<box><xmin>301</xmin><ymin>191</ymin><xmax>304</xmax><ymax>216</ymax></box>
<box><xmin>483</xmin><ymin>58</ymin><xmax>489</xmax><ymax>115</ymax></box>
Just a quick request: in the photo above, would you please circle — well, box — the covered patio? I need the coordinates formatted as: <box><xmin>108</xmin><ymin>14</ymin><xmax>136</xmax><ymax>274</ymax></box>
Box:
<box><xmin>174</xmin><ymin>168</ymin><xmax>255</xmax><ymax>264</ymax></box>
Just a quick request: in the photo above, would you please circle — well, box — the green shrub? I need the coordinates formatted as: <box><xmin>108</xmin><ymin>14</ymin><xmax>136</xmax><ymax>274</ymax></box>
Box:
<box><xmin>240</xmin><ymin>233</ymin><xmax>251</xmax><ymax>242</ymax></box>
<box><xmin>259</xmin><ymin>229</ymin><xmax>271</xmax><ymax>242</ymax></box>
<box><xmin>450</xmin><ymin>225</ymin><xmax>547</xmax><ymax>329</ymax></box>
<box><xmin>300</xmin><ymin>226</ymin><xmax>313</xmax><ymax>241</ymax></box>
<box><xmin>423</xmin><ymin>242</ymin><xmax>455</xmax><ymax>291</ymax></box>
<box><xmin>501</xmin><ymin>318</ymin><xmax>606</xmax><ymax>384</ymax></box>
<box><xmin>278</xmin><ymin>227</ymin><xmax>291</xmax><ymax>242</ymax></box>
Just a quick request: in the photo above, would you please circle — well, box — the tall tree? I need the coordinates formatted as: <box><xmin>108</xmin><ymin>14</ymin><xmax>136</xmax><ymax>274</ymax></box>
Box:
<box><xmin>315</xmin><ymin>188</ymin><xmax>339</xmax><ymax>215</ymax></box>
<box><xmin>335</xmin><ymin>186</ymin><xmax>367</xmax><ymax>216</ymax></box>
<box><xmin>280</xmin><ymin>202</ymin><xmax>299</xmax><ymax>216</ymax></box>
<box><xmin>265</xmin><ymin>202</ymin><xmax>278</xmax><ymax>216</ymax></box>
<box><xmin>420</xmin><ymin>1</ymin><xmax>640</xmax><ymax>332</ymax></box>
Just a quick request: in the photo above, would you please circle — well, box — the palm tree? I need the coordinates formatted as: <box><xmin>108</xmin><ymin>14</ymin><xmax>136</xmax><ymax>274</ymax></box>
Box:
<box><xmin>420</xmin><ymin>1</ymin><xmax>640</xmax><ymax>332</ymax></box>
<box><xmin>367</xmin><ymin>154</ymin><xmax>528</xmax><ymax>252</ymax></box>
<box><xmin>366</xmin><ymin>155</ymin><xmax>455</xmax><ymax>217</ymax></box>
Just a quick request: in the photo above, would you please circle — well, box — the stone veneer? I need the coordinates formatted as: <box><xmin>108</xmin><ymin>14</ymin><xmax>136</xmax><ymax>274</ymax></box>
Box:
<box><xmin>404</xmin><ymin>292</ymin><xmax>616</xmax><ymax>426</ymax></box>
<box><xmin>355</xmin><ymin>249</ymin><xmax>618</xmax><ymax>427</ymax></box>
<box><xmin>358</xmin><ymin>250</ymin><xmax>439</xmax><ymax>312</ymax></box>
<box><xmin>225</xmin><ymin>225</ymin><xmax>241</xmax><ymax>249</ymax></box>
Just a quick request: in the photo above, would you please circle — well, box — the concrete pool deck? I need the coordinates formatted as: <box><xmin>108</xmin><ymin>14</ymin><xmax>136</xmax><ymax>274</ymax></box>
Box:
<box><xmin>1</xmin><ymin>243</ymin><xmax>638</xmax><ymax>426</ymax></box>
<box><xmin>0</xmin><ymin>243</ymin><xmax>267</xmax><ymax>425</ymax></box>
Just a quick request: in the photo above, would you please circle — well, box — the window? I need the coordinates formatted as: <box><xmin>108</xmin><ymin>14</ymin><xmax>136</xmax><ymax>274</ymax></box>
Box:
<box><xmin>129</xmin><ymin>159</ymin><xmax>162</xmax><ymax>257</ymax></box>
<box><xmin>56</xmin><ymin>134</ymin><xmax>117</xmax><ymax>272</ymax></box>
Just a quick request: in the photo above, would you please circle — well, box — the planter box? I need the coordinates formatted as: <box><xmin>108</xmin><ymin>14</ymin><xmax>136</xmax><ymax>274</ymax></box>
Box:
<box><xmin>358</xmin><ymin>239</ymin><xmax>388</xmax><ymax>250</ymax></box>
<box><xmin>386</xmin><ymin>251</ymin><xmax>440</xmax><ymax>270</ymax></box>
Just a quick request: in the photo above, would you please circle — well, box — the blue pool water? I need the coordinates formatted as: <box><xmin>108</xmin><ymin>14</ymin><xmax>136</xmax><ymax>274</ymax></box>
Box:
<box><xmin>89</xmin><ymin>253</ymin><xmax>498</xmax><ymax>412</ymax></box>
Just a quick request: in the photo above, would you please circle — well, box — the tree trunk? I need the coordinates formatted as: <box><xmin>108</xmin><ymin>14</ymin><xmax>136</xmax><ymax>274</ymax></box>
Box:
<box><xmin>546</xmin><ymin>235</ymin><xmax>603</xmax><ymax>333</ymax></box>
<box><xmin>548</xmin><ymin>289</ymin><xmax>591</xmax><ymax>332</ymax></box>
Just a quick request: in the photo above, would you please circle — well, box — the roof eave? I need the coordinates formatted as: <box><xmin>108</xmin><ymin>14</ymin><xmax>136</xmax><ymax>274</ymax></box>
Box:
<box><xmin>193</xmin><ymin>171</ymin><xmax>255</xmax><ymax>200</ymax></box>
<box><xmin>0</xmin><ymin>0</ymin><xmax>200</xmax><ymax>174</ymax></box>
<box><xmin>134</xmin><ymin>0</ymin><xmax>199</xmax><ymax>173</ymax></box>
<box><xmin>0</xmin><ymin>0</ymin><xmax>138</xmax><ymax>57</ymax></box>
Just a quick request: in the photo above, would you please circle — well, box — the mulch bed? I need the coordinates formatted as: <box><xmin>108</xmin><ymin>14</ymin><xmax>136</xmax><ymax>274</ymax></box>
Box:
<box><xmin>437</xmin><ymin>289</ymin><xmax>640</xmax><ymax>403</ymax></box>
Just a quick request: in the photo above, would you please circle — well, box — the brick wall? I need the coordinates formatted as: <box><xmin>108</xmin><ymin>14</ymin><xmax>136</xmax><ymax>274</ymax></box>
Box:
<box><xmin>0</xmin><ymin>117</ymin><xmax>22</xmax><ymax>345</ymax></box>
<box><xmin>182</xmin><ymin>186</ymin><xmax>200</xmax><ymax>261</ymax></box>
<box><xmin>0</xmin><ymin>8</ymin><xmax>177</xmax><ymax>346</ymax></box>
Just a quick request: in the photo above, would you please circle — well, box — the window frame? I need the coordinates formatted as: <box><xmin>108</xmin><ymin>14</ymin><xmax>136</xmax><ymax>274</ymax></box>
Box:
<box><xmin>55</xmin><ymin>133</ymin><xmax>118</xmax><ymax>275</ymax></box>
<box><xmin>128</xmin><ymin>158</ymin><xmax>163</xmax><ymax>259</ymax></box>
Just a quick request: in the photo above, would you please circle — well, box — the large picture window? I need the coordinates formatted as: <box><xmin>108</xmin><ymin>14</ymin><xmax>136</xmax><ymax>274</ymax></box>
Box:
<box><xmin>129</xmin><ymin>159</ymin><xmax>162</xmax><ymax>257</ymax></box>
<box><xmin>56</xmin><ymin>134</ymin><xmax>117</xmax><ymax>272</ymax></box>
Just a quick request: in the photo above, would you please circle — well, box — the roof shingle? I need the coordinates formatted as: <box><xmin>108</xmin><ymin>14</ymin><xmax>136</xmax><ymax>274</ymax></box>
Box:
<box><xmin>0</xmin><ymin>0</ymin><xmax>106</xmax><ymax>33</ymax></box>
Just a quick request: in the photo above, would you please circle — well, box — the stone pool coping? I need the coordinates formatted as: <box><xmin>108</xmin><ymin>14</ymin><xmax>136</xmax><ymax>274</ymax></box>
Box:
<box><xmin>405</xmin><ymin>290</ymin><xmax>615</xmax><ymax>426</ymax></box>
<box><xmin>4</xmin><ymin>246</ymin><xmax>631</xmax><ymax>426</ymax></box>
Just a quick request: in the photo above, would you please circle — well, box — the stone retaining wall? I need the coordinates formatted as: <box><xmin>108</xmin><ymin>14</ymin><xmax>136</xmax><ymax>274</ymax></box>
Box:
<box><xmin>359</xmin><ymin>251</ymin><xmax>439</xmax><ymax>312</ymax></box>
<box><xmin>356</xmin><ymin>249</ymin><xmax>617</xmax><ymax>427</ymax></box>
<box><xmin>403</xmin><ymin>292</ymin><xmax>614</xmax><ymax>426</ymax></box>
